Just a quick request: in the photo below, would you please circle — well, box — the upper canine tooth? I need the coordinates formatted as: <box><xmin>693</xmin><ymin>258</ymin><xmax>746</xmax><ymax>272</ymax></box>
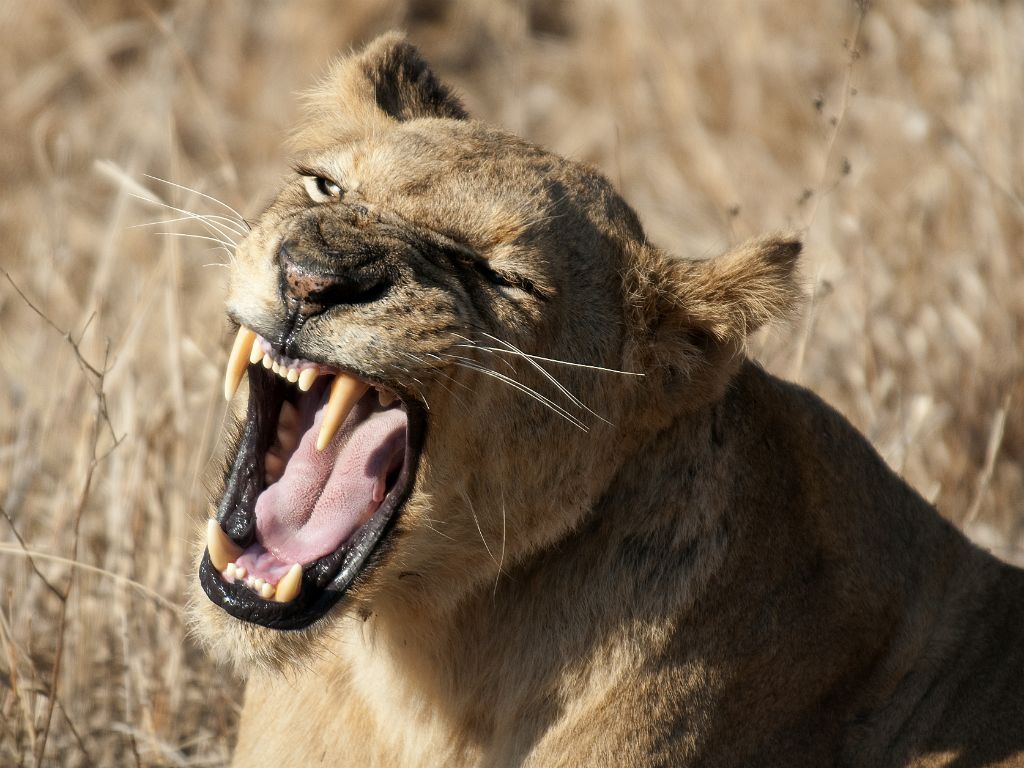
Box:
<box><xmin>274</xmin><ymin>563</ymin><xmax>303</xmax><ymax>603</ymax></box>
<box><xmin>224</xmin><ymin>326</ymin><xmax>257</xmax><ymax>401</ymax></box>
<box><xmin>298</xmin><ymin>368</ymin><xmax>318</xmax><ymax>392</ymax></box>
<box><xmin>316</xmin><ymin>374</ymin><xmax>370</xmax><ymax>450</ymax></box>
<box><xmin>207</xmin><ymin>519</ymin><xmax>243</xmax><ymax>571</ymax></box>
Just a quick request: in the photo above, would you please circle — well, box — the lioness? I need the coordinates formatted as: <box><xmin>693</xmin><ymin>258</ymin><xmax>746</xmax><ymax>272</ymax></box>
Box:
<box><xmin>192</xmin><ymin>32</ymin><xmax>1024</xmax><ymax>767</ymax></box>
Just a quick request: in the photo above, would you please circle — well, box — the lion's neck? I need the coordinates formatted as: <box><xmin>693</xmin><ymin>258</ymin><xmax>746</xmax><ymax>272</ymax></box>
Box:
<box><xmin>340</xmin><ymin>360</ymin><xmax>982</xmax><ymax>764</ymax></box>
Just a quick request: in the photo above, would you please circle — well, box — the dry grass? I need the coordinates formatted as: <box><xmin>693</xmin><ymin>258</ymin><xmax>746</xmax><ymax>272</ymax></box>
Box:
<box><xmin>0</xmin><ymin>0</ymin><xmax>1021</xmax><ymax>764</ymax></box>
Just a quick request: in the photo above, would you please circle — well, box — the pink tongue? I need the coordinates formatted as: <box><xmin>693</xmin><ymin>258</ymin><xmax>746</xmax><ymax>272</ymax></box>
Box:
<box><xmin>254</xmin><ymin>398</ymin><xmax>407</xmax><ymax>565</ymax></box>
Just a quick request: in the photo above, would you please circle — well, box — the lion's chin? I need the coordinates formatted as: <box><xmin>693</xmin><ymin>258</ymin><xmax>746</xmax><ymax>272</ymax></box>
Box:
<box><xmin>187</xmin><ymin>565</ymin><xmax>340</xmax><ymax>676</ymax></box>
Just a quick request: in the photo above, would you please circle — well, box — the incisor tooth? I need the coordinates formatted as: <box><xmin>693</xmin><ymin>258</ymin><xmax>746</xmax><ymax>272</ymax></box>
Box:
<box><xmin>317</xmin><ymin>374</ymin><xmax>370</xmax><ymax>450</ymax></box>
<box><xmin>298</xmin><ymin>368</ymin><xmax>318</xmax><ymax>392</ymax></box>
<box><xmin>287</xmin><ymin>367</ymin><xmax>299</xmax><ymax>383</ymax></box>
<box><xmin>262</xmin><ymin>354</ymin><xmax>273</xmax><ymax>369</ymax></box>
<box><xmin>234</xmin><ymin>566</ymin><xmax>247</xmax><ymax>580</ymax></box>
<box><xmin>207</xmin><ymin>519</ymin><xmax>243</xmax><ymax>571</ymax></box>
<box><xmin>224</xmin><ymin>326</ymin><xmax>257</xmax><ymax>401</ymax></box>
<box><xmin>272</xmin><ymin>362</ymin><xmax>281</xmax><ymax>375</ymax></box>
<box><xmin>260</xmin><ymin>582</ymin><xmax>275</xmax><ymax>599</ymax></box>
<box><xmin>274</xmin><ymin>563</ymin><xmax>303</xmax><ymax>603</ymax></box>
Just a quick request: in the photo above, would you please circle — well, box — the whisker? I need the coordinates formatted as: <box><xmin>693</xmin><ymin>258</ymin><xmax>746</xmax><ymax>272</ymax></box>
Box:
<box><xmin>395</xmin><ymin>351</ymin><xmax>470</xmax><ymax>414</ymax></box>
<box><xmin>420</xmin><ymin>516</ymin><xmax>455</xmax><ymax>542</ymax></box>
<box><xmin>128</xmin><ymin>193</ymin><xmax>241</xmax><ymax>247</ymax></box>
<box><xmin>130</xmin><ymin>214</ymin><xmax>248</xmax><ymax>237</ymax></box>
<box><xmin>456</xmin><ymin>333</ymin><xmax>612</xmax><ymax>425</ymax></box>
<box><xmin>454</xmin><ymin>342</ymin><xmax>644</xmax><ymax>376</ymax></box>
<box><xmin>417</xmin><ymin>354</ymin><xmax>477</xmax><ymax>415</ymax></box>
<box><xmin>154</xmin><ymin>232</ymin><xmax>235</xmax><ymax>249</ymax></box>
<box><xmin>448</xmin><ymin>358</ymin><xmax>589</xmax><ymax>431</ymax></box>
<box><xmin>493</xmin><ymin>490</ymin><xmax>507</xmax><ymax>598</ymax></box>
<box><xmin>420</xmin><ymin>353</ymin><xmax>479</xmax><ymax>393</ymax></box>
<box><xmin>458</xmin><ymin>340</ymin><xmax>590</xmax><ymax>415</ymax></box>
<box><xmin>400</xmin><ymin>368</ymin><xmax>431</xmax><ymax>412</ymax></box>
<box><xmin>143</xmin><ymin>173</ymin><xmax>250</xmax><ymax>230</ymax></box>
<box><xmin>450</xmin><ymin>341</ymin><xmax>518</xmax><ymax>376</ymax></box>
<box><xmin>462</xmin><ymin>491</ymin><xmax>500</xmax><ymax>570</ymax></box>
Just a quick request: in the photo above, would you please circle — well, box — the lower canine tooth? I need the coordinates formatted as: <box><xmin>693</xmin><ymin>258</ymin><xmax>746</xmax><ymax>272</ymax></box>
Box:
<box><xmin>274</xmin><ymin>563</ymin><xmax>303</xmax><ymax>603</ymax></box>
<box><xmin>207</xmin><ymin>519</ymin><xmax>243</xmax><ymax>572</ymax></box>
<box><xmin>316</xmin><ymin>374</ymin><xmax>370</xmax><ymax>450</ymax></box>
<box><xmin>378</xmin><ymin>389</ymin><xmax>396</xmax><ymax>407</ymax></box>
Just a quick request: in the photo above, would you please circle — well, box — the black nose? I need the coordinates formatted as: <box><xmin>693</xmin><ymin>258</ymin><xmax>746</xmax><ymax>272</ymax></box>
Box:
<box><xmin>278</xmin><ymin>240</ymin><xmax>390</xmax><ymax>316</ymax></box>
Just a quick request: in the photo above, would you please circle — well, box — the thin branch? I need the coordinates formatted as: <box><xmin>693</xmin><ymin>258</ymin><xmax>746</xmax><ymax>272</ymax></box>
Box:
<box><xmin>0</xmin><ymin>507</ymin><xmax>62</xmax><ymax>600</ymax></box>
<box><xmin>1</xmin><ymin>271</ymin><xmax>101</xmax><ymax>378</ymax></box>
<box><xmin>801</xmin><ymin>3</ymin><xmax>868</xmax><ymax>231</ymax></box>
<box><xmin>55</xmin><ymin>699</ymin><xmax>94</xmax><ymax>765</ymax></box>
<box><xmin>0</xmin><ymin>277</ymin><xmax>123</xmax><ymax>766</ymax></box>
<box><xmin>1</xmin><ymin>270</ymin><xmax>125</xmax><ymax>451</ymax></box>
<box><xmin>0</xmin><ymin>603</ymin><xmax>37</xmax><ymax>759</ymax></box>
<box><xmin>33</xmin><ymin>372</ymin><xmax>103</xmax><ymax>766</ymax></box>
<box><xmin>0</xmin><ymin>547</ymin><xmax>181</xmax><ymax>616</ymax></box>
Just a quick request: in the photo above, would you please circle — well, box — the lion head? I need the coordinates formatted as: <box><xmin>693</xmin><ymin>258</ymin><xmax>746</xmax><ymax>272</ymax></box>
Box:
<box><xmin>191</xmin><ymin>32</ymin><xmax>800</xmax><ymax>672</ymax></box>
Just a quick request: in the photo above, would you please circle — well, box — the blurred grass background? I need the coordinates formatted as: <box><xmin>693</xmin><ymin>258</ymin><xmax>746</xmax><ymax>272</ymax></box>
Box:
<box><xmin>0</xmin><ymin>0</ymin><xmax>1021</xmax><ymax>764</ymax></box>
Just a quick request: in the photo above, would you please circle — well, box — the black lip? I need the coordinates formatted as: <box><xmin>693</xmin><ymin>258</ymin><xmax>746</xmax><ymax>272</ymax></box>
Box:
<box><xmin>199</xmin><ymin>362</ymin><xmax>425</xmax><ymax>630</ymax></box>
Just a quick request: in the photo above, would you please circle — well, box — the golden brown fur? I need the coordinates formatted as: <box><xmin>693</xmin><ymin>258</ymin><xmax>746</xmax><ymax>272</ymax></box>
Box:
<box><xmin>191</xmin><ymin>33</ymin><xmax>1024</xmax><ymax>767</ymax></box>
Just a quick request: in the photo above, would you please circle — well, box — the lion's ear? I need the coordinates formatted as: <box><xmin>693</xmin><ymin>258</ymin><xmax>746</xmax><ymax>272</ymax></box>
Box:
<box><xmin>291</xmin><ymin>32</ymin><xmax>466</xmax><ymax>151</ymax></box>
<box><xmin>629</xmin><ymin>233</ymin><xmax>802</xmax><ymax>401</ymax></box>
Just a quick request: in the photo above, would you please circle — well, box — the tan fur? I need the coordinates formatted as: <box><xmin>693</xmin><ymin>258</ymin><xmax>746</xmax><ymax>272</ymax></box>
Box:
<box><xmin>191</xmin><ymin>34</ymin><xmax>1024</xmax><ymax>767</ymax></box>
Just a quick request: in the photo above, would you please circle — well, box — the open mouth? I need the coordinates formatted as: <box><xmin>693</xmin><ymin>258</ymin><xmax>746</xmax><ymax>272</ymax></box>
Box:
<box><xmin>199</xmin><ymin>326</ymin><xmax>424</xmax><ymax>629</ymax></box>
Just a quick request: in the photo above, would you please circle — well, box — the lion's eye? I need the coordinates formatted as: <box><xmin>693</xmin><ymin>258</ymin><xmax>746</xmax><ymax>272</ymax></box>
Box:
<box><xmin>302</xmin><ymin>175</ymin><xmax>343</xmax><ymax>203</ymax></box>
